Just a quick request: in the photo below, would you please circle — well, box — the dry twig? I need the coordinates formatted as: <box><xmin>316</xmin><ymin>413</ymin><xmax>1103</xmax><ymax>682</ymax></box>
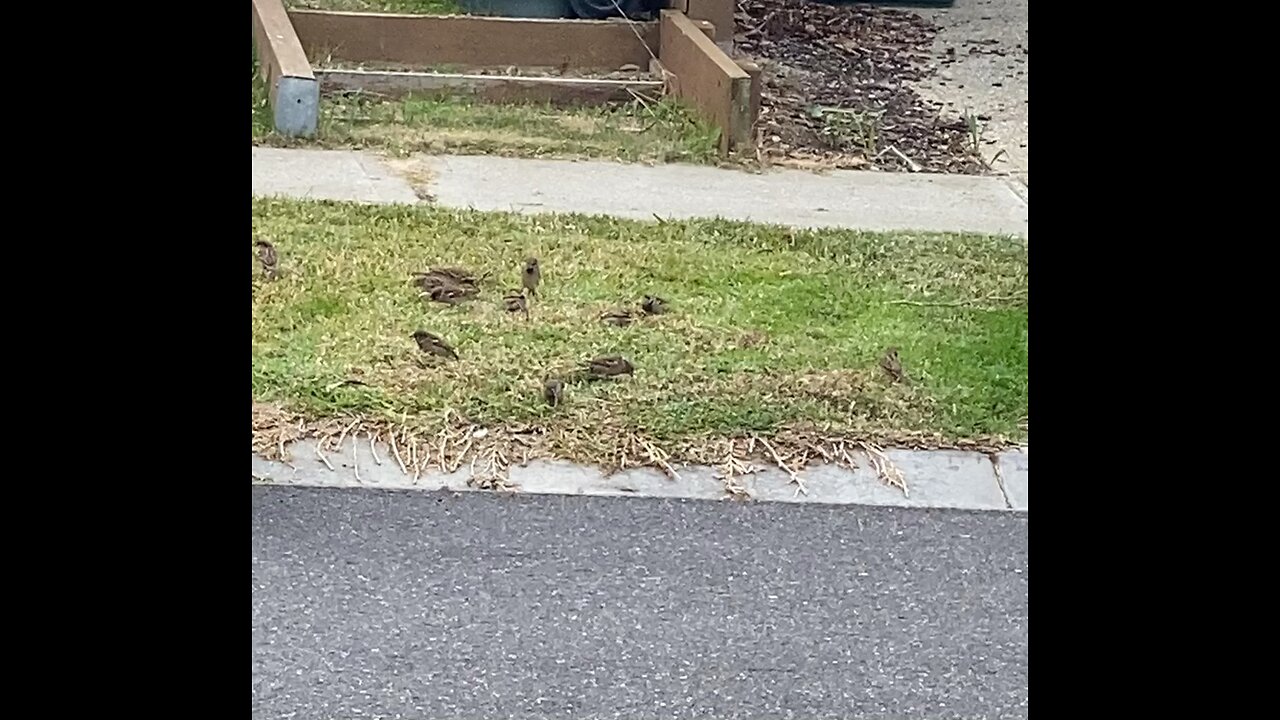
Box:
<box><xmin>880</xmin><ymin>144</ymin><xmax>923</xmax><ymax>172</ymax></box>
<box><xmin>352</xmin><ymin>433</ymin><xmax>362</xmax><ymax>483</ymax></box>
<box><xmin>390</xmin><ymin>430</ymin><xmax>408</xmax><ymax>475</ymax></box>
<box><xmin>638</xmin><ymin>437</ymin><xmax>682</xmax><ymax>482</ymax></box>
<box><xmin>714</xmin><ymin>439</ymin><xmax>757</xmax><ymax>500</ymax></box>
<box><xmin>886</xmin><ymin>291</ymin><xmax>1026</xmax><ymax>309</ymax></box>
<box><xmin>315</xmin><ymin>438</ymin><xmax>335</xmax><ymax>471</ymax></box>
<box><xmin>861</xmin><ymin>441</ymin><xmax>907</xmax><ymax>497</ymax></box>
<box><xmin>755</xmin><ymin>434</ymin><xmax>808</xmax><ymax>496</ymax></box>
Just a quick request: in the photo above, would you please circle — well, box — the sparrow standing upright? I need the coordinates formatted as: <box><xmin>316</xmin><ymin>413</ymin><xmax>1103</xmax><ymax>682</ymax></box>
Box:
<box><xmin>522</xmin><ymin>257</ymin><xmax>541</xmax><ymax>298</ymax></box>
<box><xmin>879</xmin><ymin>346</ymin><xmax>904</xmax><ymax>383</ymax></box>
<box><xmin>543</xmin><ymin>377</ymin><xmax>564</xmax><ymax>407</ymax></box>
<box><xmin>255</xmin><ymin>240</ymin><xmax>279</xmax><ymax>280</ymax></box>
<box><xmin>412</xmin><ymin>330</ymin><xmax>459</xmax><ymax>360</ymax></box>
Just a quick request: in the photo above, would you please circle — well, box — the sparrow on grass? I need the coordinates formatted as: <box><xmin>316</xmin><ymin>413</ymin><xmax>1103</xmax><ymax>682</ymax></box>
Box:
<box><xmin>640</xmin><ymin>295</ymin><xmax>668</xmax><ymax>315</ymax></box>
<box><xmin>581</xmin><ymin>355</ymin><xmax>634</xmax><ymax>380</ymax></box>
<box><xmin>543</xmin><ymin>377</ymin><xmax>564</xmax><ymax>407</ymax></box>
<box><xmin>522</xmin><ymin>257</ymin><xmax>541</xmax><ymax>298</ymax></box>
<box><xmin>879</xmin><ymin>346</ymin><xmax>905</xmax><ymax>383</ymax></box>
<box><xmin>255</xmin><ymin>240</ymin><xmax>279</xmax><ymax>280</ymax></box>
<box><xmin>599</xmin><ymin>309</ymin><xmax>637</xmax><ymax>327</ymax></box>
<box><xmin>412</xmin><ymin>267</ymin><xmax>486</xmax><ymax>290</ymax></box>
<box><xmin>413</xmin><ymin>330</ymin><xmax>458</xmax><ymax>360</ymax></box>
<box><xmin>504</xmin><ymin>290</ymin><xmax>530</xmax><ymax>319</ymax></box>
<box><xmin>421</xmin><ymin>279</ymin><xmax>479</xmax><ymax>305</ymax></box>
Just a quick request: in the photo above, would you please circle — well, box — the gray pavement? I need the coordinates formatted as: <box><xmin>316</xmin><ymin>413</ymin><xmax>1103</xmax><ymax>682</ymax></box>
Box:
<box><xmin>251</xmin><ymin>147</ymin><xmax>1029</xmax><ymax>237</ymax></box>
<box><xmin>912</xmin><ymin>0</ymin><xmax>1029</xmax><ymax>184</ymax></box>
<box><xmin>251</xmin><ymin>147</ymin><xmax>421</xmax><ymax>204</ymax></box>
<box><xmin>252</xmin><ymin>485</ymin><xmax>1029</xmax><ymax>719</ymax></box>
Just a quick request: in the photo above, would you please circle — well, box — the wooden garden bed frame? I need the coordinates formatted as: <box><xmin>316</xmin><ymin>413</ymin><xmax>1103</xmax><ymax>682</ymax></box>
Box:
<box><xmin>251</xmin><ymin>0</ymin><xmax>759</xmax><ymax>155</ymax></box>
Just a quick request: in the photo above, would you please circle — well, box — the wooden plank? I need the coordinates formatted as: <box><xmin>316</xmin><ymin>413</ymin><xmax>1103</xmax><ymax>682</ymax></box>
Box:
<box><xmin>658</xmin><ymin>10</ymin><xmax>752</xmax><ymax>155</ymax></box>
<box><xmin>290</xmin><ymin>10</ymin><xmax>671</xmax><ymax>70</ymax></box>
<box><xmin>252</xmin><ymin>0</ymin><xmax>318</xmax><ymax>137</ymax></box>
<box><xmin>686</xmin><ymin>0</ymin><xmax>734</xmax><ymax>46</ymax></box>
<box><xmin>734</xmin><ymin>58</ymin><xmax>762</xmax><ymax>143</ymax></box>
<box><xmin>317</xmin><ymin>69</ymin><xmax>665</xmax><ymax>106</ymax></box>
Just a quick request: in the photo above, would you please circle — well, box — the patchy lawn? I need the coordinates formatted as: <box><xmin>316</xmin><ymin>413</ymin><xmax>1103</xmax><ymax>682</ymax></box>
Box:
<box><xmin>251</xmin><ymin>198</ymin><xmax>1027</xmax><ymax>486</ymax></box>
<box><xmin>252</xmin><ymin>78</ymin><xmax>720</xmax><ymax>163</ymax></box>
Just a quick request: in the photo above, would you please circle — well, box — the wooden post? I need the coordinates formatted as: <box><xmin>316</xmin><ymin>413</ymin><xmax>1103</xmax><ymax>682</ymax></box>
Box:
<box><xmin>252</xmin><ymin>0</ymin><xmax>319</xmax><ymax>137</ymax></box>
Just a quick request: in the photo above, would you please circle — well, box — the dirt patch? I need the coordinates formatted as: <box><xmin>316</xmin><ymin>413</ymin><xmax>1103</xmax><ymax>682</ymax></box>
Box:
<box><xmin>382</xmin><ymin>156</ymin><xmax>438</xmax><ymax>200</ymax></box>
<box><xmin>735</xmin><ymin>0</ymin><xmax>986</xmax><ymax>174</ymax></box>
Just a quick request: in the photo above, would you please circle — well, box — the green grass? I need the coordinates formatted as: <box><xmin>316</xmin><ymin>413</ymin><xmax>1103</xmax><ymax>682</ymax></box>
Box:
<box><xmin>252</xmin><ymin>58</ymin><xmax>722</xmax><ymax>164</ymax></box>
<box><xmin>251</xmin><ymin>198</ymin><xmax>1028</xmax><ymax>466</ymax></box>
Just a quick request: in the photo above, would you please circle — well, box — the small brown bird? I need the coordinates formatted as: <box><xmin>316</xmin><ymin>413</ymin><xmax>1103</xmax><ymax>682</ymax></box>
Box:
<box><xmin>522</xmin><ymin>257</ymin><xmax>541</xmax><ymax>297</ymax></box>
<box><xmin>543</xmin><ymin>377</ymin><xmax>564</xmax><ymax>407</ymax></box>
<box><xmin>255</xmin><ymin>240</ymin><xmax>279</xmax><ymax>280</ymax></box>
<box><xmin>640</xmin><ymin>295</ymin><xmax>668</xmax><ymax>315</ymax></box>
<box><xmin>879</xmin><ymin>346</ymin><xmax>905</xmax><ymax>383</ymax></box>
<box><xmin>583</xmin><ymin>354</ymin><xmax>635</xmax><ymax>380</ymax></box>
<box><xmin>599</xmin><ymin>309</ymin><xmax>636</xmax><ymax>327</ymax></box>
<box><xmin>421</xmin><ymin>279</ymin><xmax>478</xmax><ymax>305</ymax></box>
<box><xmin>503</xmin><ymin>289</ymin><xmax>529</xmax><ymax>319</ymax></box>
<box><xmin>412</xmin><ymin>266</ymin><xmax>486</xmax><ymax>289</ymax></box>
<box><xmin>412</xmin><ymin>330</ymin><xmax>458</xmax><ymax>360</ymax></box>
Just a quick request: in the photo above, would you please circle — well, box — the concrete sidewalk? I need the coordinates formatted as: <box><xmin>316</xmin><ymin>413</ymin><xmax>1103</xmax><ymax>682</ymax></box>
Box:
<box><xmin>251</xmin><ymin>147</ymin><xmax>1029</xmax><ymax>237</ymax></box>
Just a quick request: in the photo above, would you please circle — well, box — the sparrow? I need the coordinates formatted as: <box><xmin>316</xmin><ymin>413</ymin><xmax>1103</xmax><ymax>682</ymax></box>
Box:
<box><xmin>413</xmin><ymin>266</ymin><xmax>486</xmax><ymax>288</ymax></box>
<box><xmin>522</xmin><ymin>257</ymin><xmax>541</xmax><ymax>297</ymax></box>
<box><xmin>581</xmin><ymin>355</ymin><xmax>635</xmax><ymax>380</ymax></box>
<box><xmin>412</xmin><ymin>330</ymin><xmax>459</xmax><ymax>360</ymax></box>
<box><xmin>412</xmin><ymin>268</ymin><xmax>487</xmax><ymax>298</ymax></box>
<box><xmin>879</xmin><ymin>346</ymin><xmax>905</xmax><ymax>383</ymax></box>
<box><xmin>543</xmin><ymin>377</ymin><xmax>564</xmax><ymax>407</ymax></box>
<box><xmin>640</xmin><ymin>295</ymin><xmax>668</xmax><ymax>315</ymax></box>
<box><xmin>503</xmin><ymin>289</ymin><xmax>529</xmax><ymax>319</ymax></box>
<box><xmin>255</xmin><ymin>240</ymin><xmax>279</xmax><ymax>280</ymax></box>
<box><xmin>599</xmin><ymin>309</ymin><xmax>636</xmax><ymax>327</ymax></box>
<box><xmin>421</xmin><ymin>279</ymin><xmax>479</xmax><ymax>305</ymax></box>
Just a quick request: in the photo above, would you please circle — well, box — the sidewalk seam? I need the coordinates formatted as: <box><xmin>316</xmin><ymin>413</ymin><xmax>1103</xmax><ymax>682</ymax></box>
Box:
<box><xmin>988</xmin><ymin>453</ymin><xmax>1013</xmax><ymax>510</ymax></box>
<box><xmin>1002</xmin><ymin>176</ymin><xmax>1029</xmax><ymax>206</ymax></box>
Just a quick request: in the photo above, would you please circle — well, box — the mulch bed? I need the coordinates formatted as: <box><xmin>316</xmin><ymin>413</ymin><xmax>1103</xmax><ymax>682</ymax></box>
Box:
<box><xmin>735</xmin><ymin>0</ymin><xmax>986</xmax><ymax>173</ymax></box>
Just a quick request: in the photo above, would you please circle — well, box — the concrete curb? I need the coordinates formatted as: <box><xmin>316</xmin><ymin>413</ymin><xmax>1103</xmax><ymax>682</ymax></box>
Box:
<box><xmin>252</xmin><ymin>439</ymin><xmax>1028</xmax><ymax>512</ymax></box>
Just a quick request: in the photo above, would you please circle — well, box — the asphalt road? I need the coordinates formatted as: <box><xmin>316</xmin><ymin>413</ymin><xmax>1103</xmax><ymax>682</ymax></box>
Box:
<box><xmin>252</xmin><ymin>486</ymin><xmax>1028</xmax><ymax>719</ymax></box>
